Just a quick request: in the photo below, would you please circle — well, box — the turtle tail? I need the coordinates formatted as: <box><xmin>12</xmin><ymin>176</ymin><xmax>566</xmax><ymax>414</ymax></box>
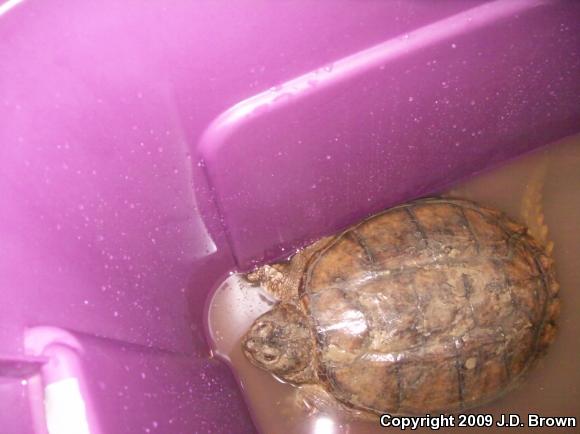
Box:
<box><xmin>519</xmin><ymin>160</ymin><xmax>560</xmax><ymax>354</ymax></box>
<box><xmin>520</xmin><ymin>161</ymin><xmax>554</xmax><ymax>255</ymax></box>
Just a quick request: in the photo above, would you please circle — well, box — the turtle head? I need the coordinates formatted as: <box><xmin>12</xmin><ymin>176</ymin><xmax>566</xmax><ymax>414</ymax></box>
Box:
<box><xmin>242</xmin><ymin>303</ymin><xmax>315</xmax><ymax>383</ymax></box>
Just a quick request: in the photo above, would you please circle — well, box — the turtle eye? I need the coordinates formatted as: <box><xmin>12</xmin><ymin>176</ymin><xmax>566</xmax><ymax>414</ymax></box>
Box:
<box><xmin>260</xmin><ymin>346</ymin><xmax>280</xmax><ymax>364</ymax></box>
<box><xmin>255</xmin><ymin>321</ymin><xmax>274</xmax><ymax>337</ymax></box>
<box><xmin>263</xmin><ymin>353</ymin><xmax>278</xmax><ymax>362</ymax></box>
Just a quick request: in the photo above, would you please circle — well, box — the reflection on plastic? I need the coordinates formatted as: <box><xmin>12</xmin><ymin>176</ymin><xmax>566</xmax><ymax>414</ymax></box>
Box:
<box><xmin>315</xmin><ymin>416</ymin><xmax>336</xmax><ymax>434</ymax></box>
<box><xmin>198</xmin><ymin>0</ymin><xmax>545</xmax><ymax>157</ymax></box>
<box><xmin>0</xmin><ymin>0</ymin><xmax>25</xmax><ymax>17</ymax></box>
<box><xmin>44</xmin><ymin>377</ymin><xmax>91</xmax><ymax>434</ymax></box>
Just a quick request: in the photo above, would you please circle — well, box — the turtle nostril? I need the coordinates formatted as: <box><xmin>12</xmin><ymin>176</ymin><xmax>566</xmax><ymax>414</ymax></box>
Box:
<box><xmin>244</xmin><ymin>338</ymin><xmax>258</xmax><ymax>352</ymax></box>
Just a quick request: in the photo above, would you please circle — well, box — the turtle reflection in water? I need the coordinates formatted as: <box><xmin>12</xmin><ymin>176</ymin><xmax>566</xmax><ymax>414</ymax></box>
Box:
<box><xmin>242</xmin><ymin>198</ymin><xmax>559</xmax><ymax>416</ymax></box>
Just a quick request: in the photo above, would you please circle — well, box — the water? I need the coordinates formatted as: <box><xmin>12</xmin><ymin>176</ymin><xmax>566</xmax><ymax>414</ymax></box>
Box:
<box><xmin>207</xmin><ymin>136</ymin><xmax>580</xmax><ymax>434</ymax></box>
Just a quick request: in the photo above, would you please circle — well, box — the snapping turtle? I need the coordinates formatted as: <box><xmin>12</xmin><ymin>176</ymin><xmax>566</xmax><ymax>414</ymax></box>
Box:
<box><xmin>242</xmin><ymin>198</ymin><xmax>559</xmax><ymax>415</ymax></box>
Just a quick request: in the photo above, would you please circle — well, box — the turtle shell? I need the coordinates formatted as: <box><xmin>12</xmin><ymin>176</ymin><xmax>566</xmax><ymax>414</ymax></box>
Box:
<box><xmin>299</xmin><ymin>198</ymin><xmax>559</xmax><ymax>414</ymax></box>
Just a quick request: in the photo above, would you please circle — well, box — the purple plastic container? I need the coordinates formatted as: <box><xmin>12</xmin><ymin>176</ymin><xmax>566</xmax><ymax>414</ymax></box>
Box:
<box><xmin>1</xmin><ymin>1</ymin><xmax>579</xmax><ymax>433</ymax></box>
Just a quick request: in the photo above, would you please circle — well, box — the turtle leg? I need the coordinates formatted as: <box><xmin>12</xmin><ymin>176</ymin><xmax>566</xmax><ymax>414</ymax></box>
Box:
<box><xmin>245</xmin><ymin>262</ymin><xmax>296</xmax><ymax>302</ymax></box>
<box><xmin>294</xmin><ymin>384</ymin><xmax>337</xmax><ymax>416</ymax></box>
<box><xmin>292</xmin><ymin>384</ymin><xmax>375</xmax><ymax>421</ymax></box>
<box><xmin>245</xmin><ymin>236</ymin><xmax>334</xmax><ymax>303</ymax></box>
